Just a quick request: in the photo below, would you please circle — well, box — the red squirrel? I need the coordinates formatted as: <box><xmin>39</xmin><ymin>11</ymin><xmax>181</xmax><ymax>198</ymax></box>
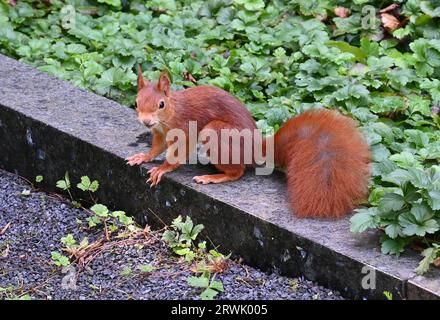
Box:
<box><xmin>126</xmin><ymin>67</ymin><xmax>370</xmax><ymax>219</ymax></box>
<box><xmin>126</xmin><ymin>66</ymin><xmax>257</xmax><ymax>185</ymax></box>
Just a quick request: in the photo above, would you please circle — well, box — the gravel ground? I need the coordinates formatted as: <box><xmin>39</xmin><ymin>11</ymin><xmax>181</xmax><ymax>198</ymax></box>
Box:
<box><xmin>0</xmin><ymin>169</ymin><xmax>343</xmax><ymax>300</ymax></box>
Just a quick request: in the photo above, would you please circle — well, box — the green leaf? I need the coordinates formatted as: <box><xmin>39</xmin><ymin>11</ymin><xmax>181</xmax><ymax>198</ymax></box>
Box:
<box><xmin>77</xmin><ymin>176</ymin><xmax>91</xmax><ymax>191</ymax></box>
<box><xmin>209</xmin><ymin>280</ymin><xmax>224</xmax><ymax>292</ymax></box>
<box><xmin>191</xmin><ymin>224</ymin><xmax>204</xmax><ymax>240</ymax></box>
<box><xmin>87</xmin><ymin>216</ymin><xmax>101</xmax><ymax>228</ymax></box>
<box><xmin>90</xmin><ymin>204</ymin><xmax>109</xmax><ymax>217</ymax></box>
<box><xmin>56</xmin><ymin>172</ymin><xmax>71</xmax><ymax>191</ymax></box>
<box><xmin>234</xmin><ymin>0</ymin><xmax>265</xmax><ymax>11</ymax></box>
<box><xmin>138</xmin><ymin>264</ymin><xmax>155</xmax><ymax>273</ymax></box>
<box><xmin>382</xmin><ymin>169</ymin><xmax>412</xmax><ymax>187</ymax></box>
<box><xmin>112</xmin><ymin>211</ymin><xmax>133</xmax><ymax>225</ymax></box>
<box><xmin>399</xmin><ymin>204</ymin><xmax>439</xmax><ymax>236</ymax></box>
<box><xmin>326</xmin><ymin>41</ymin><xmax>366</xmax><ymax>63</ymax></box>
<box><xmin>384</xmin><ymin>223</ymin><xmax>403</xmax><ymax>239</ymax></box>
<box><xmin>162</xmin><ymin>230</ymin><xmax>177</xmax><ymax>244</ymax></box>
<box><xmin>404</xmin><ymin>130</ymin><xmax>430</xmax><ymax>148</ymax></box>
<box><xmin>187</xmin><ymin>275</ymin><xmax>209</xmax><ymax>288</ymax></box>
<box><xmin>120</xmin><ymin>266</ymin><xmax>132</xmax><ymax>276</ymax></box>
<box><xmin>420</xmin><ymin>1</ymin><xmax>440</xmax><ymax>17</ymax></box>
<box><xmin>201</xmin><ymin>287</ymin><xmax>219</xmax><ymax>300</ymax></box>
<box><xmin>416</xmin><ymin>245</ymin><xmax>440</xmax><ymax>275</ymax></box>
<box><xmin>389</xmin><ymin>152</ymin><xmax>419</xmax><ymax>169</ymax></box>
<box><xmin>427</xmin><ymin>190</ymin><xmax>440</xmax><ymax>210</ymax></box>
<box><xmin>360</xmin><ymin>38</ymin><xmax>379</xmax><ymax>56</ymax></box>
<box><xmin>51</xmin><ymin>251</ymin><xmax>70</xmax><ymax>267</ymax></box>
<box><xmin>407</xmin><ymin>168</ymin><xmax>431</xmax><ymax>189</ymax></box>
<box><xmin>381</xmin><ymin>238</ymin><xmax>407</xmax><ymax>256</ymax></box>
<box><xmin>61</xmin><ymin>234</ymin><xmax>77</xmax><ymax>246</ymax></box>
<box><xmin>175</xmin><ymin>247</ymin><xmax>191</xmax><ymax>256</ymax></box>
<box><xmin>97</xmin><ymin>0</ymin><xmax>121</xmax><ymax>7</ymax></box>
<box><xmin>383</xmin><ymin>291</ymin><xmax>393</xmax><ymax>300</ymax></box>
<box><xmin>350</xmin><ymin>208</ymin><xmax>378</xmax><ymax>233</ymax></box>
<box><xmin>66</xmin><ymin>44</ymin><xmax>87</xmax><ymax>54</ymax></box>
<box><xmin>77</xmin><ymin>176</ymin><xmax>99</xmax><ymax>192</ymax></box>
<box><xmin>368</xmin><ymin>187</ymin><xmax>385</xmax><ymax>205</ymax></box>
<box><xmin>371</xmin><ymin>145</ymin><xmax>391</xmax><ymax>162</ymax></box>
<box><xmin>56</xmin><ymin>180</ymin><xmax>69</xmax><ymax>190</ymax></box>
<box><xmin>379</xmin><ymin>193</ymin><xmax>405</xmax><ymax>212</ymax></box>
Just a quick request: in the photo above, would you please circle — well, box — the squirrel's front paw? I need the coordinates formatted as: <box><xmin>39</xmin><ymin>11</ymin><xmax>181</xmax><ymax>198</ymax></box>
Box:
<box><xmin>146</xmin><ymin>163</ymin><xmax>179</xmax><ymax>187</ymax></box>
<box><xmin>126</xmin><ymin>153</ymin><xmax>152</xmax><ymax>166</ymax></box>
<box><xmin>146</xmin><ymin>167</ymin><xmax>166</xmax><ymax>187</ymax></box>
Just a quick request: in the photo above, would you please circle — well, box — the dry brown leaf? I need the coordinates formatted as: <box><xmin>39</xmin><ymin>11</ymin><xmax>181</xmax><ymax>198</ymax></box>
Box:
<box><xmin>334</xmin><ymin>7</ymin><xmax>350</xmax><ymax>18</ymax></box>
<box><xmin>143</xmin><ymin>225</ymin><xmax>151</xmax><ymax>238</ymax></box>
<box><xmin>207</xmin><ymin>258</ymin><xmax>230</xmax><ymax>273</ymax></box>
<box><xmin>380</xmin><ymin>3</ymin><xmax>399</xmax><ymax>14</ymax></box>
<box><xmin>433</xmin><ymin>257</ymin><xmax>440</xmax><ymax>267</ymax></box>
<box><xmin>381</xmin><ymin>13</ymin><xmax>401</xmax><ymax>32</ymax></box>
<box><xmin>183</xmin><ymin>71</ymin><xmax>197</xmax><ymax>84</ymax></box>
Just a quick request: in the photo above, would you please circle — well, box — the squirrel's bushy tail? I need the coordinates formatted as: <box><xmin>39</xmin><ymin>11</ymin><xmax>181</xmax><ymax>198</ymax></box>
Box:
<box><xmin>274</xmin><ymin>109</ymin><xmax>370</xmax><ymax>219</ymax></box>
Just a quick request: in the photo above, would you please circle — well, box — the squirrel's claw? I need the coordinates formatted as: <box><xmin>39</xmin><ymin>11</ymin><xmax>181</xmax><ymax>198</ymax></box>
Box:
<box><xmin>147</xmin><ymin>167</ymin><xmax>165</xmax><ymax>187</ymax></box>
<box><xmin>126</xmin><ymin>153</ymin><xmax>151</xmax><ymax>166</ymax></box>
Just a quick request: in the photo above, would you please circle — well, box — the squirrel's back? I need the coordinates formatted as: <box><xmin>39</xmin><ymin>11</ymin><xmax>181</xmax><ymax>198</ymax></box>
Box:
<box><xmin>174</xmin><ymin>85</ymin><xmax>257</xmax><ymax>132</ymax></box>
<box><xmin>275</xmin><ymin>109</ymin><xmax>370</xmax><ymax>219</ymax></box>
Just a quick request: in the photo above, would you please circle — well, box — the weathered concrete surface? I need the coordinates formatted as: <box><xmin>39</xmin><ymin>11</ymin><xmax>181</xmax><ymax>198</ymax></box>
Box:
<box><xmin>407</xmin><ymin>269</ymin><xmax>440</xmax><ymax>300</ymax></box>
<box><xmin>0</xmin><ymin>54</ymin><xmax>438</xmax><ymax>299</ymax></box>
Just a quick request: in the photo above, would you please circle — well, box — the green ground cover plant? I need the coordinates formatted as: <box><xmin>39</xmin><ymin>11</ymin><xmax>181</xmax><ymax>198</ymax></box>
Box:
<box><xmin>1</xmin><ymin>0</ymin><xmax>440</xmax><ymax>273</ymax></box>
<box><xmin>48</xmin><ymin>172</ymin><xmax>230</xmax><ymax>300</ymax></box>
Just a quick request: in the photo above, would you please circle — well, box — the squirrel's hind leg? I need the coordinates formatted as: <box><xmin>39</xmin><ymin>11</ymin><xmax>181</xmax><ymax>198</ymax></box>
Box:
<box><xmin>194</xmin><ymin>120</ymin><xmax>247</xmax><ymax>184</ymax></box>
<box><xmin>193</xmin><ymin>164</ymin><xmax>245</xmax><ymax>184</ymax></box>
<box><xmin>193</xmin><ymin>163</ymin><xmax>245</xmax><ymax>184</ymax></box>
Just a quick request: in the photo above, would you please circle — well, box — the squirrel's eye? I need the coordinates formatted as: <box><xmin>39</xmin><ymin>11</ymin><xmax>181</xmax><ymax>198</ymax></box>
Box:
<box><xmin>159</xmin><ymin>100</ymin><xmax>165</xmax><ymax>109</ymax></box>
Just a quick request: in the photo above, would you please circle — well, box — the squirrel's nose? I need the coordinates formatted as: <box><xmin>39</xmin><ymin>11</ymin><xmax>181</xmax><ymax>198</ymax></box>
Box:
<box><xmin>142</xmin><ymin>119</ymin><xmax>154</xmax><ymax>128</ymax></box>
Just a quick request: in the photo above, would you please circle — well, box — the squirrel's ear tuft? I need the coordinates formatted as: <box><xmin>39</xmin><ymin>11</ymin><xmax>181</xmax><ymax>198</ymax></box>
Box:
<box><xmin>137</xmin><ymin>64</ymin><xmax>147</xmax><ymax>92</ymax></box>
<box><xmin>157</xmin><ymin>71</ymin><xmax>171</xmax><ymax>96</ymax></box>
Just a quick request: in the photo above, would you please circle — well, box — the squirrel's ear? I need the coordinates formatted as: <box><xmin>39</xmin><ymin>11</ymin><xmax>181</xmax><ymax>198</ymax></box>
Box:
<box><xmin>157</xmin><ymin>72</ymin><xmax>171</xmax><ymax>96</ymax></box>
<box><xmin>137</xmin><ymin>64</ymin><xmax>147</xmax><ymax>92</ymax></box>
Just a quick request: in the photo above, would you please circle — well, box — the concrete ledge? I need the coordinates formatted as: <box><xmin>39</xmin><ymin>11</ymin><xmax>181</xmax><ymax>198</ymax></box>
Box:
<box><xmin>0</xmin><ymin>54</ymin><xmax>438</xmax><ymax>300</ymax></box>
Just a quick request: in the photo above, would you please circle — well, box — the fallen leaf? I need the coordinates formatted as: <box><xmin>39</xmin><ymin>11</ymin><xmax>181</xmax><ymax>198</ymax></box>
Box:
<box><xmin>334</xmin><ymin>7</ymin><xmax>350</xmax><ymax>18</ymax></box>
<box><xmin>380</xmin><ymin>3</ymin><xmax>399</xmax><ymax>14</ymax></box>
<box><xmin>433</xmin><ymin>257</ymin><xmax>440</xmax><ymax>267</ymax></box>
<box><xmin>8</xmin><ymin>0</ymin><xmax>17</xmax><ymax>5</ymax></box>
<box><xmin>183</xmin><ymin>71</ymin><xmax>197</xmax><ymax>84</ymax></box>
<box><xmin>381</xmin><ymin>13</ymin><xmax>401</xmax><ymax>32</ymax></box>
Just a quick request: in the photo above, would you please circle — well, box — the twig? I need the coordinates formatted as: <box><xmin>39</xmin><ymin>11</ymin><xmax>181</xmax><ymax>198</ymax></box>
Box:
<box><xmin>0</xmin><ymin>222</ymin><xmax>12</xmax><ymax>235</ymax></box>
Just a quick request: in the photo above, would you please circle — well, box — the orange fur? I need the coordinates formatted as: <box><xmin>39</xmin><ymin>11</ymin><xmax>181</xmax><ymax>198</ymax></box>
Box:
<box><xmin>272</xmin><ymin>109</ymin><xmax>371</xmax><ymax>219</ymax></box>
<box><xmin>127</xmin><ymin>68</ymin><xmax>257</xmax><ymax>186</ymax></box>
